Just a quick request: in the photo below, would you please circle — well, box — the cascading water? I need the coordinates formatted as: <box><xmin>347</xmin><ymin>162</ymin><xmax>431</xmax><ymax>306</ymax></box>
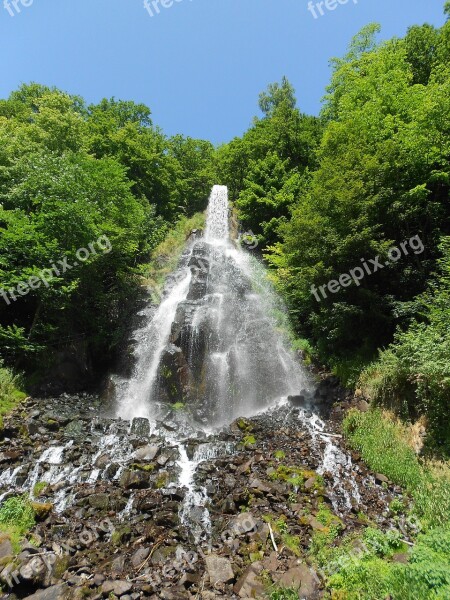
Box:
<box><xmin>116</xmin><ymin>185</ymin><xmax>311</xmax><ymax>428</ymax></box>
<box><xmin>0</xmin><ymin>187</ymin><xmax>369</xmax><ymax>554</ymax></box>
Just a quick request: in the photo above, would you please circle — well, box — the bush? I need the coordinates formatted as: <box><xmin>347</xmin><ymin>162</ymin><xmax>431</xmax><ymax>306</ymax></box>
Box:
<box><xmin>360</xmin><ymin>238</ymin><xmax>450</xmax><ymax>454</ymax></box>
<box><xmin>0</xmin><ymin>495</ymin><xmax>36</xmax><ymax>549</ymax></box>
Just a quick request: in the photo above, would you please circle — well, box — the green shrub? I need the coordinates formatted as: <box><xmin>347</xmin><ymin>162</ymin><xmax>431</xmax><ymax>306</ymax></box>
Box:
<box><xmin>0</xmin><ymin>364</ymin><xmax>26</xmax><ymax>428</ymax></box>
<box><xmin>359</xmin><ymin>238</ymin><xmax>450</xmax><ymax>454</ymax></box>
<box><xmin>0</xmin><ymin>495</ymin><xmax>36</xmax><ymax>549</ymax></box>
<box><xmin>269</xmin><ymin>587</ymin><xmax>300</xmax><ymax>600</ymax></box>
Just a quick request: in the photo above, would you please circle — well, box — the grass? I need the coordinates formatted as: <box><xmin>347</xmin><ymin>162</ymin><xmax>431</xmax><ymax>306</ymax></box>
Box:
<box><xmin>0</xmin><ymin>364</ymin><xmax>26</xmax><ymax>429</ymax></box>
<box><xmin>343</xmin><ymin>408</ymin><xmax>450</xmax><ymax>529</ymax></box>
<box><xmin>312</xmin><ymin>408</ymin><xmax>450</xmax><ymax>598</ymax></box>
<box><xmin>0</xmin><ymin>496</ymin><xmax>36</xmax><ymax>551</ymax></box>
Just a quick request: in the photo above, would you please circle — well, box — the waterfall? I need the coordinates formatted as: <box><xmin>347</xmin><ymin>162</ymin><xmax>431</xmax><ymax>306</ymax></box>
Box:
<box><xmin>116</xmin><ymin>185</ymin><xmax>311</xmax><ymax>427</ymax></box>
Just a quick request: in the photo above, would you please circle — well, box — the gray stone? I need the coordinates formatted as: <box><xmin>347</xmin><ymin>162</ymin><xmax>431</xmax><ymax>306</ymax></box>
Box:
<box><xmin>101</xmin><ymin>580</ymin><xmax>133</xmax><ymax>596</ymax></box>
<box><xmin>274</xmin><ymin>565</ymin><xmax>319</xmax><ymax>598</ymax></box>
<box><xmin>131</xmin><ymin>418</ymin><xmax>150</xmax><ymax>437</ymax></box>
<box><xmin>88</xmin><ymin>493</ymin><xmax>109</xmax><ymax>510</ymax></box>
<box><xmin>230</xmin><ymin>512</ymin><xmax>257</xmax><ymax>535</ymax></box>
<box><xmin>131</xmin><ymin>547</ymin><xmax>150</xmax><ymax>568</ymax></box>
<box><xmin>234</xmin><ymin>562</ymin><xmax>265</xmax><ymax>598</ymax></box>
<box><xmin>0</xmin><ymin>538</ymin><xmax>13</xmax><ymax>560</ymax></box>
<box><xmin>23</xmin><ymin>584</ymin><xmax>69</xmax><ymax>600</ymax></box>
<box><xmin>205</xmin><ymin>555</ymin><xmax>234</xmax><ymax>584</ymax></box>
<box><xmin>134</xmin><ymin>445</ymin><xmax>160</xmax><ymax>461</ymax></box>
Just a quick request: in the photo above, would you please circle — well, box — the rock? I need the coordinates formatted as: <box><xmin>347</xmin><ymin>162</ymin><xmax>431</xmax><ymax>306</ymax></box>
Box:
<box><xmin>131</xmin><ymin>547</ymin><xmax>150</xmax><ymax>568</ymax></box>
<box><xmin>88</xmin><ymin>494</ymin><xmax>110</xmax><ymax>510</ymax></box>
<box><xmin>287</xmin><ymin>395</ymin><xmax>307</xmax><ymax>408</ymax></box>
<box><xmin>131</xmin><ymin>417</ymin><xmax>150</xmax><ymax>437</ymax></box>
<box><xmin>249</xmin><ymin>477</ymin><xmax>271</xmax><ymax>493</ymax></box>
<box><xmin>0</xmin><ymin>451</ymin><xmax>21</xmax><ymax>464</ymax></box>
<box><xmin>233</xmin><ymin>562</ymin><xmax>265</xmax><ymax>598</ymax></box>
<box><xmin>119</xmin><ymin>469</ymin><xmax>150</xmax><ymax>489</ymax></box>
<box><xmin>134</xmin><ymin>445</ymin><xmax>160</xmax><ymax>461</ymax></box>
<box><xmin>304</xmin><ymin>476</ymin><xmax>317</xmax><ymax>490</ymax></box>
<box><xmin>0</xmin><ymin>538</ymin><xmax>13</xmax><ymax>561</ymax></box>
<box><xmin>305</xmin><ymin>516</ymin><xmax>327</xmax><ymax>531</ymax></box>
<box><xmin>392</xmin><ymin>553</ymin><xmax>409</xmax><ymax>564</ymax></box>
<box><xmin>230</xmin><ymin>512</ymin><xmax>257</xmax><ymax>535</ymax></box>
<box><xmin>375</xmin><ymin>473</ymin><xmax>389</xmax><ymax>484</ymax></box>
<box><xmin>101</xmin><ymin>580</ymin><xmax>133</xmax><ymax>596</ymax></box>
<box><xmin>93</xmin><ymin>573</ymin><xmax>106</xmax><ymax>586</ymax></box>
<box><xmin>205</xmin><ymin>555</ymin><xmax>234</xmax><ymax>584</ymax></box>
<box><xmin>31</xmin><ymin>502</ymin><xmax>53</xmax><ymax>521</ymax></box>
<box><xmin>23</xmin><ymin>584</ymin><xmax>70</xmax><ymax>600</ymax></box>
<box><xmin>179</xmin><ymin>572</ymin><xmax>201</xmax><ymax>587</ymax></box>
<box><xmin>95</xmin><ymin>453</ymin><xmax>111</xmax><ymax>469</ymax></box>
<box><xmin>111</xmin><ymin>555</ymin><xmax>126</xmax><ymax>572</ymax></box>
<box><xmin>357</xmin><ymin>400</ymin><xmax>370</xmax><ymax>412</ymax></box>
<box><xmin>274</xmin><ymin>565</ymin><xmax>319</xmax><ymax>598</ymax></box>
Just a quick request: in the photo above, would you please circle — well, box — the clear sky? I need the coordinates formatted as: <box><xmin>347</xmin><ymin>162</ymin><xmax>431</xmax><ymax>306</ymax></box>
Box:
<box><xmin>1</xmin><ymin>0</ymin><xmax>447</xmax><ymax>145</ymax></box>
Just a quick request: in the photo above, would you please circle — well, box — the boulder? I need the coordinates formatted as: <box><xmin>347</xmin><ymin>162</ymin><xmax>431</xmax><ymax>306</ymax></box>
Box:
<box><xmin>134</xmin><ymin>445</ymin><xmax>160</xmax><ymax>461</ymax></box>
<box><xmin>101</xmin><ymin>580</ymin><xmax>133</xmax><ymax>596</ymax></box>
<box><xmin>205</xmin><ymin>555</ymin><xmax>234</xmax><ymax>584</ymax></box>
<box><xmin>230</xmin><ymin>512</ymin><xmax>257</xmax><ymax>535</ymax></box>
<box><xmin>274</xmin><ymin>564</ymin><xmax>319</xmax><ymax>598</ymax></box>
<box><xmin>130</xmin><ymin>418</ymin><xmax>150</xmax><ymax>437</ymax></box>
<box><xmin>23</xmin><ymin>584</ymin><xmax>70</xmax><ymax>600</ymax></box>
<box><xmin>233</xmin><ymin>562</ymin><xmax>265</xmax><ymax>598</ymax></box>
<box><xmin>119</xmin><ymin>469</ymin><xmax>150</xmax><ymax>490</ymax></box>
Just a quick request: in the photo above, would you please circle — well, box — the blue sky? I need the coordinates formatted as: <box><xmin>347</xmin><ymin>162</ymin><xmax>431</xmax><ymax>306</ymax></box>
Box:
<box><xmin>1</xmin><ymin>0</ymin><xmax>447</xmax><ymax>145</ymax></box>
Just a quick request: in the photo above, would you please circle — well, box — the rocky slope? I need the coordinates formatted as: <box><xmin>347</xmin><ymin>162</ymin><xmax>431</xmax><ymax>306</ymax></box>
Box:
<box><xmin>0</xmin><ymin>388</ymin><xmax>407</xmax><ymax>600</ymax></box>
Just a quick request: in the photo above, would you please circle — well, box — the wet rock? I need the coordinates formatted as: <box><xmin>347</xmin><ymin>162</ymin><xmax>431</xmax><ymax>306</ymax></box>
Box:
<box><xmin>131</xmin><ymin>417</ymin><xmax>150</xmax><ymax>437</ymax></box>
<box><xmin>63</xmin><ymin>420</ymin><xmax>85</xmax><ymax>440</ymax></box>
<box><xmin>134</xmin><ymin>444</ymin><xmax>160</xmax><ymax>461</ymax></box>
<box><xmin>205</xmin><ymin>555</ymin><xmax>234</xmax><ymax>584</ymax></box>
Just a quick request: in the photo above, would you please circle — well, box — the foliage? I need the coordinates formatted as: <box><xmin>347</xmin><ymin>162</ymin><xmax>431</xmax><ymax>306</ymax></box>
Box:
<box><xmin>0</xmin><ymin>363</ymin><xmax>26</xmax><ymax>428</ymax></box>
<box><xmin>360</xmin><ymin>238</ymin><xmax>450</xmax><ymax>451</ymax></box>
<box><xmin>0</xmin><ymin>495</ymin><xmax>35</xmax><ymax>549</ymax></box>
<box><xmin>0</xmin><ymin>84</ymin><xmax>214</xmax><ymax>382</ymax></box>
<box><xmin>269</xmin><ymin>586</ymin><xmax>299</xmax><ymax>600</ymax></box>
<box><xmin>343</xmin><ymin>409</ymin><xmax>450</xmax><ymax>529</ymax></box>
<box><xmin>325</xmin><ymin>527</ymin><xmax>450</xmax><ymax>600</ymax></box>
